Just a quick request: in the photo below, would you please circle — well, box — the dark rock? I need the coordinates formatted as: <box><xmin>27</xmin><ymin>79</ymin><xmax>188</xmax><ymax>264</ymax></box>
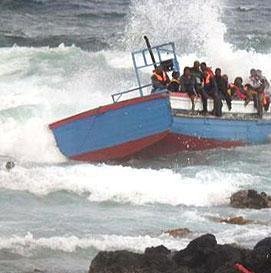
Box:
<box><xmin>89</xmin><ymin>247</ymin><xmax>174</xmax><ymax>273</ymax></box>
<box><xmin>88</xmin><ymin>234</ymin><xmax>271</xmax><ymax>273</ymax></box>
<box><xmin>164</xmin><ymin>228</ymin><xmax>192</xmax><ymax>238</ymax></box>
<box><xmin>144</xmin><ymin>245</ymin><xmax>170</xmax><ymax>256</ymax></box>
<box><xmin>230</xmin><ymin>190</ymin><xmax>271</xmax><ymax>209</ymax></box>
<box><xmin>89</xmin><ymin>250</ymin><xmax>143</xmax><ymax>273</ymax></box>
<box><xmin>173</xmin><ymin>234</ymin><xmax>217</xmax><ymax>268</ymax></box>
<box><xmin>186</xmin><ymin>233</ymin><xmax>217</xmax><ymax>250</ymax></box>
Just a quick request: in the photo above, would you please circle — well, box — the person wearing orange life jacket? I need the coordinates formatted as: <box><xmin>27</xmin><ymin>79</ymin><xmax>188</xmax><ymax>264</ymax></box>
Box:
<box><xmin>201</xmin><ymin>63</ymin><xmax>222</xmax><ymax>116</ymax></box>
<box><xmin>151</xmin><ymin>66</ymin><xmax>170</xmax><ymax>93</ymax></box>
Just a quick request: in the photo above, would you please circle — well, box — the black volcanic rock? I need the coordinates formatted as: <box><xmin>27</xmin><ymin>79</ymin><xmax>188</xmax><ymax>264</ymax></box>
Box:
<box><xmin>88</xmin><ymin>234</ymin><xmax>271</xmax><ymax>273</ymax></box>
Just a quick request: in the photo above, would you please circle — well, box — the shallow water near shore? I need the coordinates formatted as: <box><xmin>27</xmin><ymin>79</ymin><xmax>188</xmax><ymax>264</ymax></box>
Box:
<box><xmin>0</xmin><ymin>0</ymin><xmax>271</xmax><ymax>272</ymax></box>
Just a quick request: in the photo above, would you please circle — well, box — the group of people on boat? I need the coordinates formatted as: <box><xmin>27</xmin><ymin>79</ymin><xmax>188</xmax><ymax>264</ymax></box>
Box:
<box><xmin>151</xmin><ymin>61</ymin><xmax>270</xmax><ymax>117</ymax></box>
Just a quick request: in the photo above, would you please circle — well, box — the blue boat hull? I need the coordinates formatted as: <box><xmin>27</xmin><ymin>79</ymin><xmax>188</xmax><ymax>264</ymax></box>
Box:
<box><xmin>49</xmin><ymin>93</ymin><xmax>271</xmax><ymax>162</ymax></box>
<box><xmin>49</xmin><ymin>94</ymin><xmax>172</xmax><ymax>161</ymax></box>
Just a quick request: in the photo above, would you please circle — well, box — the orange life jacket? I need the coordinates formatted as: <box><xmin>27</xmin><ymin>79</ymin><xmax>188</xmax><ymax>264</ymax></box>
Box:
<box><xmin>203</xmin><ymin>68</ymin><xmax>214</xmax><ymax>85</ymax></box>
<box><xmin>153</xmin><ymin>71</ymin><xmax>168</xmax><ymax>84</ymax></box>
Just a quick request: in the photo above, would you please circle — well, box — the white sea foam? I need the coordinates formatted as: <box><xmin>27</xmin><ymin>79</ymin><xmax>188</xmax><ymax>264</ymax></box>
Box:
<box><xmin>0</xmin><ymin>163</ymin><xmax>257</xmax><ymax>206</ymax></box>
<box><xmin>125</xmin><ymin>0</ymin><xmax>271</xmax><ymax>82</ymax></box>
<box><xmin>0</xmin><ymin>232</ymin><xmax>189</xmax><ymax>256</ymax></box>
<box><xmin>2</xmin><ymin>226</ymin><xmax>270</xmax><ymax>257</ymax></box>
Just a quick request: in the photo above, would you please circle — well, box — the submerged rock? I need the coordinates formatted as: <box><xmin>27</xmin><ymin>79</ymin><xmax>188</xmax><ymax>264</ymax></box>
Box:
<box><xmin>164</xmin><ymin>228</ymin><xmax>192</xmax><ymax>238</ymax></box>
<box><xmin>230</xmin><ymin>190</ymin><xmax>271</xmax><ymax>209</ymax></box>
<box><xmin>218</xmin><ymin>216</ymin><xmax>253</xmax><ymax>225</ymax></box>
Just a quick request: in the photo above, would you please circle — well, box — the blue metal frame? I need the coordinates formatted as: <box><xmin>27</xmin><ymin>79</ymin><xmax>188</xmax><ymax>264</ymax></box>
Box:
<box><xmin>111</xmin><ymin>42</ymin><xmax>180</xmax><ymax>103</ymax></box>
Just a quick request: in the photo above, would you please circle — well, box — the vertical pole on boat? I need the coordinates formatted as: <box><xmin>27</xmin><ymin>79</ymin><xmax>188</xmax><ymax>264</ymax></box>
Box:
<box><xmin>144</xmin><ymin>36</ymin><xmax>157</xmax><ymax>69</ymax></box>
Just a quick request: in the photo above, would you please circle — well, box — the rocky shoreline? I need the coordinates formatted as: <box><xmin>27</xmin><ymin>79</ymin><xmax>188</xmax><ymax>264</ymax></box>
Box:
<box><xmin>89</xmin><ymin>190</ymin><xmax>271</xmax><ymax>273</ymax></box>
<box><xmin>89</xmin><ymin>234</ymin><xmax>271</xmax><ymax>273</ymax></box>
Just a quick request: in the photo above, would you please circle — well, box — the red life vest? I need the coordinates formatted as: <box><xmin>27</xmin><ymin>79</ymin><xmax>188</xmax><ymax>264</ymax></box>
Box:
<box><xmin>153</xmin><ymin>71</ymin><xmax>168</xmax><ymax>84</ymax></box>
<box><xmin>230</xmin><ymin>83</ymin><xmax>246</xmax><ymax>100</ymax></box>
<box><xmin>234</xmin><ymin>263</ymin><xmax>254</xmax><ymax>273</ymax></box>
<box><xmin>203</xmin><ymin>68</ymin><xmax>214</xmax><ymax>85</ymax></box>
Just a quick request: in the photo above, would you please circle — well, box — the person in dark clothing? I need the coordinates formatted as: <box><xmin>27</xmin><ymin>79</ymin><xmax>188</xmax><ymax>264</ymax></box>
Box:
<box><xmin>190</xmin><ymin>61</ymin><xmax>203</xmax><ymax>93</ymax></box>
<box><xmin>167</xmin><ymin>71</ymin><xmax>181</xmax><ymax>92</ymax></box>
<box><xmin>190</xmin><ymin>61</ymin><xmax>209</xmax><ymax>114</ymax></box>
<box><xmin>203</xmin><ymin>70</ymin><xmax>222</xmax><ymax>117</ymax></box>
<box><xmin>215</xmin><ymin>68</ymin><xmax>232</xmax><ymax>111</ymax></box>
<box><xmin>180</xmin><ymin>67</ymin><xmax>197</xmax><ymax>112</ymax></box>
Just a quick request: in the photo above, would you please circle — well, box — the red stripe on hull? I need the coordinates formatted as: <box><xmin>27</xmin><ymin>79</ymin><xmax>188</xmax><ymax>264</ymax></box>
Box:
<box><xmin>49</xmin><ymin>93</ymin><xmax>168</xmax><ymax>129</ymax></box>
<box><xmin>133</xmin><ymin>133</ymin><xmax>245</xmax><ymax>159</ymax></box>
<box><xmin>70</xmin><ymin>131</ymin><xmax>169</xmax><ymax>162</ymax></box>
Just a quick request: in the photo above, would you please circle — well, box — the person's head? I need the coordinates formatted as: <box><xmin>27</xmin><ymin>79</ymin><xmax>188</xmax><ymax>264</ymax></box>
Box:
<box><xmin>172</xmin><ymin>71</ymin><xmax>180</xmax><ymax>79</ymax></box>
<box><xmin>200</xmin><ymin>62</ymin><xmax>207</xmax><ymax>72</ymax></box>
<box><xmin>215</xmin><ymin>68</ymin><xmax>222</xmax><ymax>77</ymax></box>
<box><xmin>193</xmin><ymin>61</ymin><xmax>200</xmax><ymax>70</ymax></box>
<box><xmin>234</xmin><ymin>77</ymin><xmax>243</xmax><ymax>87</ymax></box>
<box><xmin>183</xmin><ymin>67</ymin><xmax>191</xmax><ymax>77</ymax></box>
<box><xmin>250</xmin><ymin>68</ymin><xmax>257</xmax><ymax>77</ymax></box>
<box><xmin>244</xmin><ymin>83</ymin><xmax>253</xmax><ymax>91</ymax></box>
<box><xmin>222</xmin><ymin>74</ymin><xmax>228</xmax><ymax>82</ymax></box>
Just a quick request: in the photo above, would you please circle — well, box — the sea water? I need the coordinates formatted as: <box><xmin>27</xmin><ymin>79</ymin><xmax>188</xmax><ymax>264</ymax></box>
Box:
<box><xmin>0</xmin><ymin>0</ymin><xmax>271</xmax><ymax>272</ymax></box>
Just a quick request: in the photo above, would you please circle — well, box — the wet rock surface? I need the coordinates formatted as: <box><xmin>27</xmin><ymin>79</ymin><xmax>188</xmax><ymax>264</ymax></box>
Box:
<box><xmin>164</xmin><ymin>228</ymin><xmax>192</xmax><ymax>238</ymax></box>
<box><xmin>230</xmin><ymin>190</ymin><xmax>271</xmax><ymax>209</ymax></box>
<box><xmin>89</xmin><ymin>234</ymin><xmax>271</xmax><ymax>273</ymax></box>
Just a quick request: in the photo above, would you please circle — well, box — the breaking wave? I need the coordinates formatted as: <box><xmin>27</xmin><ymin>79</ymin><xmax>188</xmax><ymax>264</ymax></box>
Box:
<box><xmin>0</xmin><ymin>163</ymin><xmax>256</xmax><ymax>206</ymax></box>
<box><xmin>0</xmin><ymin>232</ymin><xmax>188</xmax><ymax>256</ymax></box>
<box><xmin>2</xmin><ymin>225</ymin><xmax>271</xmax><ymax>257</ymax></box>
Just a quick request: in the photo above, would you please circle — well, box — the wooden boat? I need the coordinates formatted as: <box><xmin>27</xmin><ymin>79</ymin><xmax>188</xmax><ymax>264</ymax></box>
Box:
<box><xmin>49</xmin><ymin>39</ymin><xmax>271</xmax><ymax>162</ymax></box>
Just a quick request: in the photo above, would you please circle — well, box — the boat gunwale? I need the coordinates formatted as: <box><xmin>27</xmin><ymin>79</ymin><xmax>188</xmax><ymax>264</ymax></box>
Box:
<box><xmin>49</xmin><ymin>92</ymin><xmax>169</xmax><ymax>130</ymax></box>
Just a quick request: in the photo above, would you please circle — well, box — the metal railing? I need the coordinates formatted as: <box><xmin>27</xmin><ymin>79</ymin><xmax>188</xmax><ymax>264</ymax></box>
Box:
<box><xmin>111</xmin><ymin>84</ymin><xmax>152</xmax><ymax>103</ymax></box>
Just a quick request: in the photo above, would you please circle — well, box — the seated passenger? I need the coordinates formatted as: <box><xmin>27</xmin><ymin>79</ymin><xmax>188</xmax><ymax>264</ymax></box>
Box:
<box><xmin>151</xmin><ymin>66</ymin><xmax>170</xmax><ymax>93</ymax></box>
<box><xmin>167</xmin><ymin>71</ymin><xmax>181</xmax><ymax>92</ymax></box>
<box><xmin>249</xmin><ymin>69</ymin><xmax>262</xmax><ymax>91</ymax></box>
<box><xmin>190</xmin><ymin>61</ymin><xmax>203</xmax><ymax>93</ymax></box>
<box><xmin>230</xmin><ymin>77</ymin><xmax>247</xmax><ymax>100</ymax></box>
<box><xmin>215</xmin><ymin>68</ymin><xmax>232</xmax><ymax>111</ymax></box>
<box><xmin>200</xmin><ymin>62</ymin><xmax>214</xmax><ymax>77</ymax></box>
<box><xmin>180</xmin><ymin>67</ymin><xmax>197</xmax><ymax>112</ymax></box>
<box><xmin>202</xmin><ymin>69</ymin><xmax>222</xmax><ymax>117</ymax></box>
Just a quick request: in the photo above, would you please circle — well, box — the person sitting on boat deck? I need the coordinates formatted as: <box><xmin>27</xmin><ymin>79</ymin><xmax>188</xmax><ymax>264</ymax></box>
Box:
<box><xmin>167</xmin><ymin>71</ymin><xmax>181</xmax><ymax>92</ymax></box>
<box><xmin>229</xmin><ymin>77</ymin><xmax>247</xmax><ymax>101</ymax></box>
<box><xmin>180</xmin><ymin>67</ymin><xmax>197</xmax><ymax>112</ymax></box>
<box><xmin>215</xmin><ymin>68</ymin><xmax>232</xmax><ymax>111</ymax></box>
<box><xmin>190</xmin><ymin>61</ymin><xmax>203</xmax><ymax>93</ymax></box>
<box><xmin>247</xmin><ymin>69</ymin><xmax>270</xmax><ymax>112</ymax></box>
<box><xmin>256</xmin><ymin>70</ymin><xmax>271</xmax><ymax>111</ymax></box>
<box><xmin>190</xmin><ymin>61</ymin><xmax>209</xmax><ymax>114</ymax></box>
<box><xmin>202</xmin><ymin>68</ymin><xmax>222</xmax><ymax>117</ymax></box>
<box><xmin>151</xmin><ymin>66</ymin><xmax>170</xmax><ymax>93</ymax></box>
<box><xmin>200</xmin><ymin>62</ymin><xmax>214</xmax><ymax>78</ymax></box>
